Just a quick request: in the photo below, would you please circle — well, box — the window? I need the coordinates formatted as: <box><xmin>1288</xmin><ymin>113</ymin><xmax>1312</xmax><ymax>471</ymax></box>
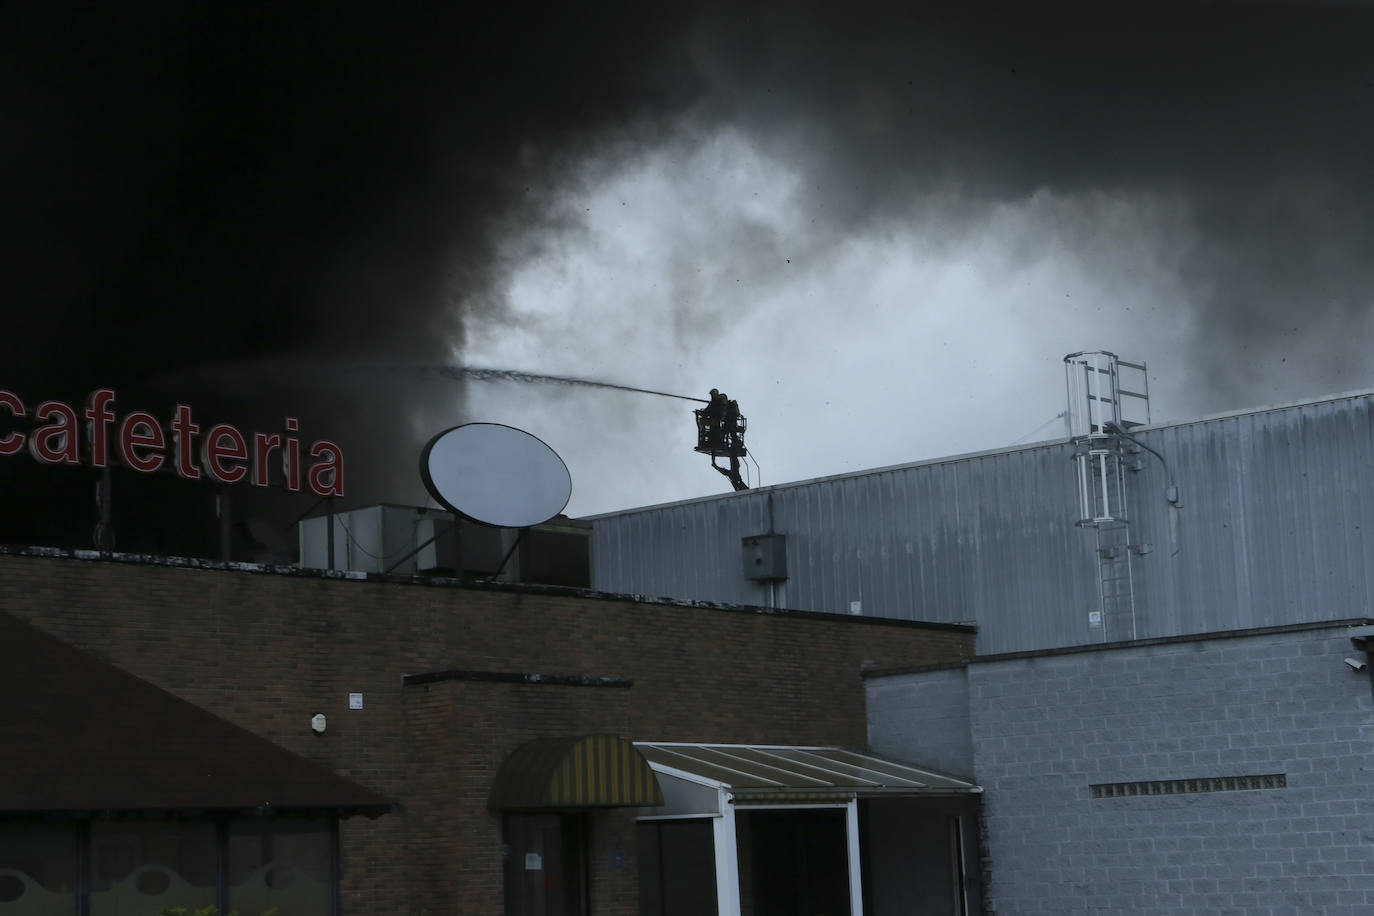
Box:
<box><xmin>229</xmin><ymin>818</ymin><xmax>332</xmax><ymax>916</ymax></box>
<box><xmin>637</xmin><ymin>819</ymin><xmax>717</xmax><ymax>916</ymax></box>
<box><xmin>0</xmin><ymin>822</ymin><xmax>76</xmax><ymax>916</ymax></box>
<box><xmin>0</xmin><ymin>818</ymin><xmax>336</xmax><ymax>916</ymax></box>
<box><xmin>90</xmin><ymin>821</ymin><xmax>216</xmax><ymax>916</ymax></box>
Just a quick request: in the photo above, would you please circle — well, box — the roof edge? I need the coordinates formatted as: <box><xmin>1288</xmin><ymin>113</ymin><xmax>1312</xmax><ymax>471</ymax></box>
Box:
<box><xmin>0</xmin><ymin>545</ymin><xmax>976</xmax><ymax>634</ymax></box>
<box><xmin>864</xmin><ymin>616</ymin><xmax>1374</xmax><ymax>677</ymax></box>
<box><xmin>0</xmin><ymin>804</ymin><xmax>397</xmax><ymax>820</ymax></box>
<box><xmin>583</xmin><ymin>388</ymin><xmax>1374</xmax><ymax>520</ymax></box>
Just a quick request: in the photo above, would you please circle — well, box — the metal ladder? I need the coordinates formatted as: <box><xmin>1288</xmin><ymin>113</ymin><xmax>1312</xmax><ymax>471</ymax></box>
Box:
<box><xmin>1094</xmin><ymin>521</ymin><xmax>1137</xmax><ymax>642</ymax></box>
<box><xmin>1065</xmin><ymin>351</ymin><xmax>1151</xmax><ymax>643</ymax></box>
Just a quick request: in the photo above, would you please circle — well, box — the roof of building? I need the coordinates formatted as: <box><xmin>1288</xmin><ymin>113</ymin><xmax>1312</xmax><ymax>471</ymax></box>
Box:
<box><xmin>0</xmin><ymin>544</ymin><xmax>976</xmax><ymax>635</ymax></box>
<box><xmin>0</xmin><ymin>611</ymin><xmax>393</xmax><ymax>816</ymax></box>
<box><xmin>636</xmin><ymin>743</ymin><xmax>981</xmax><ymax>799</ymax></box>
<box><xmin>862</xmin><ymin>617</ymin><xmax>1374</xmax><ymax>678</ymax></box>
<box><xmin>584</xmin><ymin>384</ymin><xmax>1374</xmax><ymax>519</ymax></box>
<box><xmin>585</xmin><ymin>384</ymin><xmax>1374</xmax><ymax>654</ymax></box>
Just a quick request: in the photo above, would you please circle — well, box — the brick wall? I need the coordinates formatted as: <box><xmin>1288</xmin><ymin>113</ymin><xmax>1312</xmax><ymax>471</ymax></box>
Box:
<box><xmin>1</xmin><ymin>549</ymin><xmax>974</xmax><ymax>916</ymax></box>
<box><xmin>945</xmin><ymin>624</ymin><xmax>1374</xmax><ymax>915</ymax></box>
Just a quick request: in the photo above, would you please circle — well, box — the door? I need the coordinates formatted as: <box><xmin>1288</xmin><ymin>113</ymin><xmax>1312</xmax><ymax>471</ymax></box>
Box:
<box><xmin>502</xmin><ymin>815</ymin><xmax>587</xmax><ymax>916</ymax></box>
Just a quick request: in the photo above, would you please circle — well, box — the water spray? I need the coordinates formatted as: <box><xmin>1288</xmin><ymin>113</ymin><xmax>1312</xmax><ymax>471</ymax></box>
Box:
<box><xmin>421</xmin><ymin>367</ymin><xmax>749</xmax><ymax>491</ymax></box>
<box><xmin>423</xmin><ymin>366</ymin><xmax>709</xmax><ymax>403</ymax></box>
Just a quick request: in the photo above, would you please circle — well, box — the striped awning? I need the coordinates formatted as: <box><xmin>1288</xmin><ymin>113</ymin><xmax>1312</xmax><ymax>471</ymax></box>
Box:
<box><xmin>488</xmin><ymin>735</ymin><xmax>665</xmax><ymax>810</ymax></box>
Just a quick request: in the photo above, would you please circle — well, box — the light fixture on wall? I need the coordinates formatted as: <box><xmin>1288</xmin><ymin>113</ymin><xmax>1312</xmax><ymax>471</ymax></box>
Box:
<box><xmin>311</xmin><ymin>713</ymin><xmax>327</xmax><ymax>734</ymax></box>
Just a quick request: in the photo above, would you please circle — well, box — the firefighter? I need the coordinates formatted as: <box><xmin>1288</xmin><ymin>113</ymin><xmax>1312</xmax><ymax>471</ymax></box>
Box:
<box><xmin>721</xmin><ymin>397</ymin><xmax>741</xmax><ymax>451</ymax></box>
<box><xmin>696</xmin><ymin>389</ymin><xmax>727</xmax><ymax>451</ymax></box>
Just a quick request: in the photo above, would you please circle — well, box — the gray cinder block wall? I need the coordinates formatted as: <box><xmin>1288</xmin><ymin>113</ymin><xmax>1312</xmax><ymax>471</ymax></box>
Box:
<box><xmin>867</xmin><ymin>665</ymin><xmax>974</xmax><ymax>779</ymax></box>
<box><xmin>867</xmin><ymin>621</ymin><xmax>1374</xmax><ymax>915</ymax></box>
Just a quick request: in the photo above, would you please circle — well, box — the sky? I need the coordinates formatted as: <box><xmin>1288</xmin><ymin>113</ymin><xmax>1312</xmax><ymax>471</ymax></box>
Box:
<box><xmin>459</xmin><ymin>2</ymin><xmax>1374</xmax><ymax>515</ymax></box>
<box><xmin>4</xmin><ymin>2</ymin><xmax>1374</xmax><ymax>550</ymax></box>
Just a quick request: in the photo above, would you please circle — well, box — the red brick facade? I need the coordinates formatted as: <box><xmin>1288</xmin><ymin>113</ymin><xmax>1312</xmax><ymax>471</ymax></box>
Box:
<box><xmin>1</xmin><ymin>549</ymin><xmax>974</xmax><ymax>915</ymax></box>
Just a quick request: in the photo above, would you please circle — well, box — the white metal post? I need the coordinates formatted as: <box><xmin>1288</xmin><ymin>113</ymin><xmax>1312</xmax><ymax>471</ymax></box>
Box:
<box><xmin>1097</xmin><ymin>452</ymin><xmax>1110</xmax><ymax>520</ymax></box>
<box><xmin>846</xmin><ymin>799</ymin><xmax>864</xmax><ymax>916</ymax></box>
<box><xmin>713</xmin><ymin>792</ymin><xmax>742</xmax><ymax>916</ymax></box>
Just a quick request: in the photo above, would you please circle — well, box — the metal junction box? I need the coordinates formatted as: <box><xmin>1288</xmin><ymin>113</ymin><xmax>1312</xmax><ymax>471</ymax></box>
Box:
<box><xmin>741</xmin><ymin>534</ymin><xmax>788</xmax><ymax>581</ymax></box>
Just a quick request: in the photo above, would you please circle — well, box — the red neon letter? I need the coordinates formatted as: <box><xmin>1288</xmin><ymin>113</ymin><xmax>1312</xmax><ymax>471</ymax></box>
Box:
<box><xmin>282</xmin><ymin>417</ymin><xmax>300</xmax><ymax>492</ymax></box>
<box><xmin>0</xmin><ymin>391</ymin><xmax>26</xmax><ymax>456</ymax></box>
<box><xmin>307</xmin><ymin>440</ymin><xmax>345</xmax><ymax>497</ymax></box>
<box><xmin>84</xmin><ymin>388</ymin><xmax>116</xmax><ymax>468</ymax></box>
<box><xmin>253</xmin><ymin>432</ymin><xmax>281</xmax><ymax>487</ymax></box>
<box><xmin>118</xmin><ymin>412</ymin><xmax>166</xmax><ymax>473</ymax></box>
<box><xmin>29</xmin><ymin>401</ymin><xmax>80</xmax><ymax>465</ymax></box>
<box><xmin>171</xmin><ymin>404</ymin><xmax>200</xmax><ymax>480</ymax></box>
<box><xmin>203</xmin><ymin>424</ymin><xmax>248</xmax><ymax>484</ymax></box>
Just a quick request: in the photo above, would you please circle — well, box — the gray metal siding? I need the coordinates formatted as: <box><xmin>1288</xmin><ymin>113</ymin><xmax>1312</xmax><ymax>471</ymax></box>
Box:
<box><xmin>1127</xmin><ymin>394</ymin><xmax>1374</xmax><ymax>641</ymax></box>
<box><xmin>591</xmin><ymin>391</ymin><xmax>1374</xmax><ymax>654</ymax></box>
<box><xmin>592</xmin><ymin>442</ymin><xmax>1103</xmax><ymax>653</ymax></box>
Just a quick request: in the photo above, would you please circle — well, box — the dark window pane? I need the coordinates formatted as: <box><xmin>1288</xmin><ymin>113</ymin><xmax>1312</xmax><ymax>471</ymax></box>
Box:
<box><xmin>228</xmin><ymin>818</ymin><xmax>331</xmax><ymax>916</ymax></box>
<box><xmin>740</xmin><ymin>810</ymin><xmax>849</xmax><ymax>916</ymax></box>
<box><xmin>636</xmin><ymin>824</ymin><xmax>663</xmax><ymax>916</ymax></box>
<box><xmin>0</xmin><ymin>822</ymin><xmax>77</xmax><ymax>916</ymax></box>
<box><xmin>90</xmin><ymin>821</ymin><xmax>215</xmax><ymax>916</ymax></box>
<box><xmin>637</xmin><ymin>820</ymin><xmax>716</xmax><ymax>916</ymax></box>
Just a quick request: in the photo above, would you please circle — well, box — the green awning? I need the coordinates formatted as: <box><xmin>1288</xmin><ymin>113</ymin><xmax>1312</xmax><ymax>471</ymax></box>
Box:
<box><xmin>489</xmin><ymin>735</ymin><xmax>664</xmax><ymax>810</ymax></box>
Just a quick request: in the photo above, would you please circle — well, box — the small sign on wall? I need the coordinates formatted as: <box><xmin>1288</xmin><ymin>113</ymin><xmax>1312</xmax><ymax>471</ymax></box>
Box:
<box><xmin>349</xmin><ymin>693</ymin><xmax>363</xmax><ymax>709</ymax></box>
<box><xmin>525</xmin><ymin>853</ymin><xmax>542</xmax><ymax>871</ymax></box>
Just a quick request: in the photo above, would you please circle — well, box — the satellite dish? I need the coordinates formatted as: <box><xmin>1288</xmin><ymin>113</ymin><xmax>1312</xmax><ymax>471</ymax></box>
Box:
<box><xmin>420</xmin><ymin>423</ymin><xmax>572</xmax><ymax>528</ymax></box>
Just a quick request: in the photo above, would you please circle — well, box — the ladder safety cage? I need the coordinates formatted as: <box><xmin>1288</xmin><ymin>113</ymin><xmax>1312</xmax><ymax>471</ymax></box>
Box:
<box><xmin>1064</xmin><ymin>351</ymin><xmax>1150</xmax><ymax>525</ymax></box>
<box><xmin>1064</xmin><ymin>351</ymin><xmax>1153</xmax><ymax>644</ymax></box>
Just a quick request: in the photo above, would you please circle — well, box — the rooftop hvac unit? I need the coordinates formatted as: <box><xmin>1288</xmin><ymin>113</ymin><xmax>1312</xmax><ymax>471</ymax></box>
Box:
<box><xmin>297</xmin><ymin>504</ymin><xmax>589</xmax><ymax>585</ymax></box>
<box><xmin>298</xmin><ymin>505</ymin><xmax>463</xmax><ymax>575</ymax></box>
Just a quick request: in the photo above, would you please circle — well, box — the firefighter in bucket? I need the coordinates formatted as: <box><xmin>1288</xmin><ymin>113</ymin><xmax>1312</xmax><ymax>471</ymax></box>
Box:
<box><xmin>694</xmin><ymin>389</ymin><xmax>748</xmax><ymax>490</ymax></box>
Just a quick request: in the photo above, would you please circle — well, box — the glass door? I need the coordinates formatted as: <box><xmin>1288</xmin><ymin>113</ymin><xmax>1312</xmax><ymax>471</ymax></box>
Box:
<box><xmin>502</xmin><ymin>815</ymin><xmax>587</xmax><ymax>916</ymax></box>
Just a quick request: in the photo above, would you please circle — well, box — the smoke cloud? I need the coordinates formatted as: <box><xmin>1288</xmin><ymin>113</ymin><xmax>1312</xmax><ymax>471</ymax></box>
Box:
<box><xmin>6</xmin><ymin>3</ymin><xmax>1373</xmax><ymax>543</ymax></box>
<box><xmin>1</xmin><ymin>4</ymin><xmax>697</xmax><ymax>551</ymax></box>
<box><xmin>464</xmin><ymin>2</ymin><xmax>1374</xmax><ymax>512</ymax></box>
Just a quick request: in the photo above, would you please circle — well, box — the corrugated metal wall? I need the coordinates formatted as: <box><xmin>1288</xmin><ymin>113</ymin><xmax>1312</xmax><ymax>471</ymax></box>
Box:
<box><xmin>590</xmin><ymin>392</ymin><xmax>1374</xmax><ymax>654</ymax></box>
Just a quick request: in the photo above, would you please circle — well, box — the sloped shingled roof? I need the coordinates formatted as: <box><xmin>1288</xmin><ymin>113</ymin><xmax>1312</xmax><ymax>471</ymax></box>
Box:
<box><xmin>0</xmin><ymin>612</ymin><xmax>392</xmax><ymax>815</ymax></box>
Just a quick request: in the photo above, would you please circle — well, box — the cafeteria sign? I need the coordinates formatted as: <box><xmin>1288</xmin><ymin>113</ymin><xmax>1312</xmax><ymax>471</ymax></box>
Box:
<box><xmin>0</xmin><ymin>387</ymin><xmax>343</xmax><ymax>497</ymax></box>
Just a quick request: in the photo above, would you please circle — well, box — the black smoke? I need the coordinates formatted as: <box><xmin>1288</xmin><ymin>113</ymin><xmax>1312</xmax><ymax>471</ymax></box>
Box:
<box><xmin>4</xmin><ymin>2</ymin><xmax>1372</xmax><ymax>553</ymax></box>
<box><xmin>677</xmin><ymin>3</ymin><xmax>1374</xmax><ymax>404</ymax></box>
<box><xmin>1</xmin><ymin>3</ymin><xmax>700</xmax><ymax>555</ymax></box>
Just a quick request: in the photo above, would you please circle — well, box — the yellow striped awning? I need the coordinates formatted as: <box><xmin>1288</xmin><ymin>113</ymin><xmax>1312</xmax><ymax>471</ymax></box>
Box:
<box><xmin>488</xmin><ymin>735</ymin><xmax>665</xmax><ymax>810</ymax></box>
